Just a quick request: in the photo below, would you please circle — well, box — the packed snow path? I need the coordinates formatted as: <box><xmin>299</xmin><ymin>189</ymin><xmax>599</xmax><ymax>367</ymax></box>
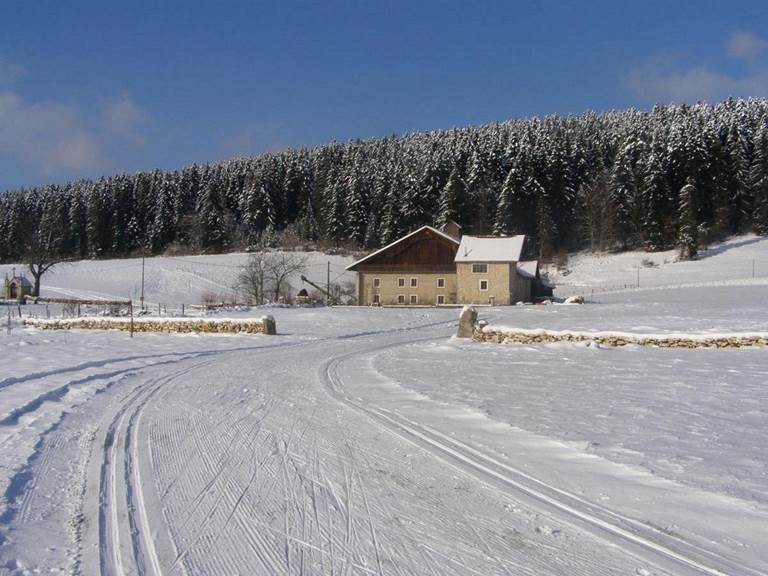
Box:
<box><xmin>1</xmin><ymin>308</ymin><xmax>767</xmax><ymax>575</ymax></box>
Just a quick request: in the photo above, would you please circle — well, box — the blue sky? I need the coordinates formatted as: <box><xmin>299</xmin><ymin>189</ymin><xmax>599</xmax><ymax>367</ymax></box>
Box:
<box><xmin>1</xmin><ymin>0</ymin><xmax>767</xmax><ymax>191</ymax></box>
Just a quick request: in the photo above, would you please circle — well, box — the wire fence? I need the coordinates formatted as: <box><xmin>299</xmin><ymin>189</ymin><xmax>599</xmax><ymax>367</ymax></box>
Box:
<box><xmin>551</xmin><ymin>258</ymin><xmax>768</xmax><ymax>297</ymax></box>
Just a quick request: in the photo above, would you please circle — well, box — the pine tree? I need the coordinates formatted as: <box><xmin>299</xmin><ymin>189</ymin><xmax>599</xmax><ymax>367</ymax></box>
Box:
<box><xmin>465</xmin><ymin>148</ymin><xmax>495</xmax><ymax>233</ymax></box>
<box><xmin>641</xmin><ymin>134</ymin><xmax>669</xmax><ymax>251</ymax></box>
<box><xmin>323</xmin><ymin>171</ymin><xmax>347</xmax><ymax>243</ymax></box>
<box><xmin>493</xmin><ymin>164</ymin><xmax>524</xmax><ymax>235</ymax></box>
<box><xmin>527</xmin><ymin>178</ymin><xmax>556</xmax><ymax>260</ymax></box>
<box><xmin>345</xmin><ymin>170</ymin><xmax>368</xmax><ymax>246</ymax></box>
<box><xmin>437</xmin><ymin>168</ymin><xmax>465</xmax><ymax>228</ymax></box>
<box><xmin>677</xmin><ymin>177</ymin><xmax>698</xmax><ymax>260</ymax></box>
<box><xmin>609</xmin><ymin>139</ymin><xmax>645</xmax><ymax>249</ymax></box>
<box><xmin>726</xmin><ymin>124</ymin><xmax>750</xmax><ymax>232</ymax></box>
<box><xmin>750</xmin><ymin>124</ymin><xmax>768</xmax><ymax>235</ymax></box>
<box><xmin>196</xmin><ymin>177</ymin><xmax>226</xmax><ymax>252</ymax></box>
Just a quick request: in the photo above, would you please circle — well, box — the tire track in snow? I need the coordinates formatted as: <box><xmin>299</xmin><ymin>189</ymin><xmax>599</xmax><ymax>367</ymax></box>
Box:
<box><xmin>98</xmin><ymin>358</ymin><xmax>218</xmax><ymax>576</ymax></box>
<box><xmin>320</xmin><ymin>337</ymin><xmax>766</xmax><ymax>576</ymax></box>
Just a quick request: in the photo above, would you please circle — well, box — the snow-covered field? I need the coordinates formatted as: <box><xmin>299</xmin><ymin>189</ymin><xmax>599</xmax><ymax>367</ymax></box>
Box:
<box><xmin>549</xmin><ymin>234</ymin><xmax>768</xmax><ymax>296</ymax></box>
<box><xmin>0</xmin><ymin>251</ymin><xmax>357</xmax><ymax>308</ymax></box>
<box><xmin>1</xmin><ymin>236</ymin><xmax>768</xmax><ymax>575</ymax></box>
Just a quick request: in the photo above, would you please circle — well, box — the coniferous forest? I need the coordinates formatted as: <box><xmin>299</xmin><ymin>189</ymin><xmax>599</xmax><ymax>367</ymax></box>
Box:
<box><xmin>2</xmin><ymin>97</ymin><xmax>768</xmax><ymax>264</ymax></box>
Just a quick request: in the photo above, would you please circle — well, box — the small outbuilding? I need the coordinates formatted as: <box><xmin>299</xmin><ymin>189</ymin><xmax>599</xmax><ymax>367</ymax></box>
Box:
<box><xmin>296</xmin><ymin>288</ymin><xmax>311</xmax><ymax>304</ymax></box>
<box><xmin>4</xmin><ymin>273</ymin><xmax>33</xmax><ymax>303</ymax></box>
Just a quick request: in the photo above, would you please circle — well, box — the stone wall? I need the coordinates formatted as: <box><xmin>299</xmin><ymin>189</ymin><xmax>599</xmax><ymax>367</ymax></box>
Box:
<box><xmin>456</xmin><ymin>262</ymin><xmax>511</xmax><ymax>305</ymax></box>
<box><xmin>359</xmin><ymin>272</ymin><xmax>458</xmax><ymax>305</ymax></box>
<box><xmin>24</xmin><ymin>316</ymin><xmax>276</xmax><ymax>335</ymax></box>
<box><xmin>474</xmin><ymin>327</ymin><xmax>768</xmax><ymax>349</ymax></box>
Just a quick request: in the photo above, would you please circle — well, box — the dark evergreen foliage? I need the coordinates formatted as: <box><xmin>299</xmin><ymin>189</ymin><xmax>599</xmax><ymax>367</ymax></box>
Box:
<box><xmin>2</xmin><ymin>98</ymin><xmax>768</xmax><ymax>264</ymax></box>
<box><xmin>677</xmin><ymin>177</ymin><xmax>699</xmax><ymax>260</ymax></box>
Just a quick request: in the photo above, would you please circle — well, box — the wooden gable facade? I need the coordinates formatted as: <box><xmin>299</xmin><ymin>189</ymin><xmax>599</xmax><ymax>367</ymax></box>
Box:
<box><xmin>348</xmin><ymin>226</ymin><xmax>459</xmax><ymax>274</ymax></box>
<box><xmin>348</xmin><ymin>226</ymin><xmax>460</xmax><ymax>305</ymax></box>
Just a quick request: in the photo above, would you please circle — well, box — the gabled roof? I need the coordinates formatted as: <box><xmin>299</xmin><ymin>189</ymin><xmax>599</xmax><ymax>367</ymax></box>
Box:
<box><xmin>517</xmin><ymin>260</ymin><xmax>539</xmax><ymax>279</ymax></box>
<box><xmin>7</xmin><ymin>276</ymin><xmax>32</xmax><ymax>288</ymax></box>
<box><xmin>454</xmin><ymin>235</ymin><xmax>526</xmax><ymax>263</ymax></box>
<box><xmin>346</xmin><ymin>225</ymin><xmax>460</xmax><ymax>271</ymax></box>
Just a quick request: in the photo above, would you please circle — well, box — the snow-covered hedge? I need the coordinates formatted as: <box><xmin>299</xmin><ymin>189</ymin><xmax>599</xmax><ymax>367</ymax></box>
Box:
<box><xmin>475</xmin><ymin>325</ymin><xmax>768</xmax><ymax>348</ymax></box>
<box><xmin>23</xmin><ymin>316</ymin><xmax>276</xmax><ymax>335</ymax></box>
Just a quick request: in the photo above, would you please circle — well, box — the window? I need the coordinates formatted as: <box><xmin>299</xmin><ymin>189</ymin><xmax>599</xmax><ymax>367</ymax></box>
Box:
<box><xmin>398</xmin><ymin>277</ymin><xmax>405</xmax><ymax>287</ymax></box>
<box><xmin>373</xmin><ymin>277</ymin><xmax>380</xmax><ymax>288</ymax></box>
<box><xmin>397</xmin><ymin>294</ymin><xmax>405</xmax><ymax>304</ymax></box>
<box><xmin>410</xmin><ymin>294</ymin><xmax>418</xmax><ymax>304</ymax></box>
<box><xmin>410</xmin><ymin>277</ymin><xmax>418</xmax><ymax>288</ymax></box>
<box><xmin>472</xmin><ymin>263</ymin><xmax>488</xmax><ymax>274</ymax></box>
<box><xmin>479</xmin><ymin>279</ymin><xmax>489</xmax><ymax>291</ymax></box>
<box><xmin>373</xmin><ymin>294</ymin><xmax>380</xmax><ymax>304</ymax></box>
<box><xmin>437</xmin><ymin>277</ymin><xmax>445</xmax><ymax>288</ymax></box>
<box><xmin>437</xmin><ymin>294</ymin><xmax>445</xmax><ymax>305</ymax></box>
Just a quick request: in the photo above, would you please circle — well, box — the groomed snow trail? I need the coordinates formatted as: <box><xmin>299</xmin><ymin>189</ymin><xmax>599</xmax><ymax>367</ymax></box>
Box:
<box><xmin>2</xmin><ymin>308</ymin><xmax>766</xmax><ymax>575</ymax></box>
<box><xmin>321</xmin><ymin>340</ymin><xmax>767</xmax><ymax>576</ymax></box>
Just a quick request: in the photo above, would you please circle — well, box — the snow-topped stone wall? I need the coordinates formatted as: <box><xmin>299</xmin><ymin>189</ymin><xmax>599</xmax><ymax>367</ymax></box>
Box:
<box><xmin>24</xmin><ymin>315</ymin><xmax>277</xmax><ymax>335</ymax></box>
<box><xmin>473</xmin><ymin>325</ymin><xmax>768</xmax><ymax>348</ymax></box>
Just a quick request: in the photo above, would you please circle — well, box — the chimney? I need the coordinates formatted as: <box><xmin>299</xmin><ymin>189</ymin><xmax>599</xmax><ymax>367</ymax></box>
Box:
<box><xmin>440</xmin><ymin>220</ymin><xmax>461</xmax><ymax>239</ymax></box>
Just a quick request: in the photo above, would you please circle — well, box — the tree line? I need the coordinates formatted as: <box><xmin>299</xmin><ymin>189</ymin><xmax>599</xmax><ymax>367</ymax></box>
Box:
<box><xmin>2</xmin><ymin>97</ymin><xmax>768</xmax><ymax>267</ymax></box>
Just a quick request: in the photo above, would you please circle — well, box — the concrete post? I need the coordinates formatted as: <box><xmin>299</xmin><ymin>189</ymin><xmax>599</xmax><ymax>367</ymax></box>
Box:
<box><xmin>457</xmin><ymin>305</ymin><xmax>478</xmax><ymax>338</ymax></box>
<box><xmin>261</xmin><ymin>315</ymin><xmax>277</xmax><ymax>335</ymax></box>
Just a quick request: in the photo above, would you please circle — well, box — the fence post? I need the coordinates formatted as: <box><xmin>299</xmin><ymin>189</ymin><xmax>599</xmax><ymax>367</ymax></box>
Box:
<box><xmin>130</xmin><ymin>300</ymin><xmax>134</xmax><ymax>338</ymax></box>
<box><xmin>181</xmin><ymin>304</ymin><xmax>185</xmax><ymax>317</ymax></box>
<box><xmin>6</xmin><ymin>308</ymin><xmax>10</xmax><ymax>335</ymax></box>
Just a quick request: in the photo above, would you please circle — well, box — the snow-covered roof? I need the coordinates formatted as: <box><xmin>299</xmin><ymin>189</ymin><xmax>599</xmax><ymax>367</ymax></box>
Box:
<box><xmin>517</xmin><ymin>260</ymin><xmax>539</xmax><ymax>279</ymax></box>
<box><xmin>454</xmin><ymin>235</ymin><xmax>526</xmax><ymax>263</ymax></box>
<box><xmin>346</xmin><ymin>225</ymin><xmax>460</xmax><ymax>270</ymax></box>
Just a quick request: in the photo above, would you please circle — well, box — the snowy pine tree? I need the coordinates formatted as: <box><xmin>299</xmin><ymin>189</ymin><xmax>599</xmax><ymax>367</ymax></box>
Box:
<box><xmin>677</xmin><ymin>177</ymin><xmax>698</xmax><ymax>260</ymax></box>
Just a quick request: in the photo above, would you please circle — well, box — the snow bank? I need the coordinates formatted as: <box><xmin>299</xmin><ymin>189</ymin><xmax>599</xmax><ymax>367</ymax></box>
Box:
<box><xmin>476</xmin><ymin>324</ymin><xmax>768</xmax><ymax>348</ymax></box>
<box><xmin>23</xmin><ymin>316</ymin><xmax>276</xmax><ymax>335</ymax></box>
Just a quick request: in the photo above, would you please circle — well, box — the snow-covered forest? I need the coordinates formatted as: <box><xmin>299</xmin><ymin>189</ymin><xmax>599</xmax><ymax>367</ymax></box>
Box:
<box><xmin>2</xmin><ymin>97</ymin><xmax>768</xmax><ymax>263</ymax></box>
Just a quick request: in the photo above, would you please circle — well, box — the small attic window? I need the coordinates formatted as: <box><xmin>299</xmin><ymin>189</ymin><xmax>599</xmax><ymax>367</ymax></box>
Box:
<box><xmin>472</xmin><ymin>263</ymin><xmax>488</xmax><ymax>274</ymax></box>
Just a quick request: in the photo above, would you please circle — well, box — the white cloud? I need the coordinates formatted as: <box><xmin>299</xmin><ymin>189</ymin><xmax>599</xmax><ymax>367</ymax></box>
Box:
<box><xmin>0</xmin><ymin>87</ymin><xmax>151</xmax><ymax>182</ymax></box>
<box><xmin>628</xmin><ymin>60</ymin><xmax>768</xmax><ymax>103</ymax></box>
<box><xmin>101</xmin><ymin>92</ymin><xmax>147</xmax><ymax>144</ymax></box>
<box><xmin>0</xmin><ymin>58</ymin><xmax>25</xmax><ymax>86</ymax></box>
<box><xmin>0</xmin><ymin>91</ymin><xmax>102</xmax><ymax>173</ymax></box>
<box><xmin>727</xmin><ymin>30</ymin><xmax>767</xmax><ymax>60</ymax></box>
<box><xmin>627</xmin><ymin>32</ymin><xmax>768</xmax><ymax>104</ymax></box>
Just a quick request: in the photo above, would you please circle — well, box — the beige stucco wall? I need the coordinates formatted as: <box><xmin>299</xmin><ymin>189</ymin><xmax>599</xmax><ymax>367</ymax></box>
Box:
<box><xmin>359</xmin><ymin>272</ymin><xmax>457</xmax><ymax>305</ymax></box>
<box><xmin>456</xmin><ymin>262</ymin><xmax>512</xmax><ymax>305</ymax></box>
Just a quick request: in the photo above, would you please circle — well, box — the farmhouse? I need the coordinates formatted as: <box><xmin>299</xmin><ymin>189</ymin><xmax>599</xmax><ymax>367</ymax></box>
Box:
<box><xmin>347</xmin><ymin>223</ymin><xmax>548</xmax><ymax>306</ymax></box>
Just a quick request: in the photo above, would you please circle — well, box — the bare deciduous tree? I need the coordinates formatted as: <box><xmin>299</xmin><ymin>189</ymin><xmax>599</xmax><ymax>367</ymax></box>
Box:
<box><xmin>235</xmin><ymin>251</ymin><xmax>308</xmax><ymax>304</ymax></box>
<box><xmin>25</xmin><ymin>230</ymin><xmax>61</xmax><ymax>298</ymax></box>
<box><xmin>267</xmin><ymin>252</ymin><xmax>308</xmax><ymax>302</ymax></box>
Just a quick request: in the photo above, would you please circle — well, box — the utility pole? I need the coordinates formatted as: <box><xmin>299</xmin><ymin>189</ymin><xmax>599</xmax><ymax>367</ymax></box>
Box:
<box><xmin>637</xmin><ymin>265</ymin><xmax>640</xmax><ymax>289</ymax></box>
<box><xmin>327</xmin><ymin>262</ymin><xmax>331</xmax><ymax>307</ymax></box>
<box><xmin>140</xmin><ymin>255</ymin><xmax>145</xmax><ymax>311</ymax></box>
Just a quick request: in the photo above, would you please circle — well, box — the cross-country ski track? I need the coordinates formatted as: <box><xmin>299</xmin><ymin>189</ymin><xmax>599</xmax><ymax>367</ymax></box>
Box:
<box><xmin>2</xmin><ymin>310</ymin><xmax>767</xmax><ymax>575</ymax></box>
